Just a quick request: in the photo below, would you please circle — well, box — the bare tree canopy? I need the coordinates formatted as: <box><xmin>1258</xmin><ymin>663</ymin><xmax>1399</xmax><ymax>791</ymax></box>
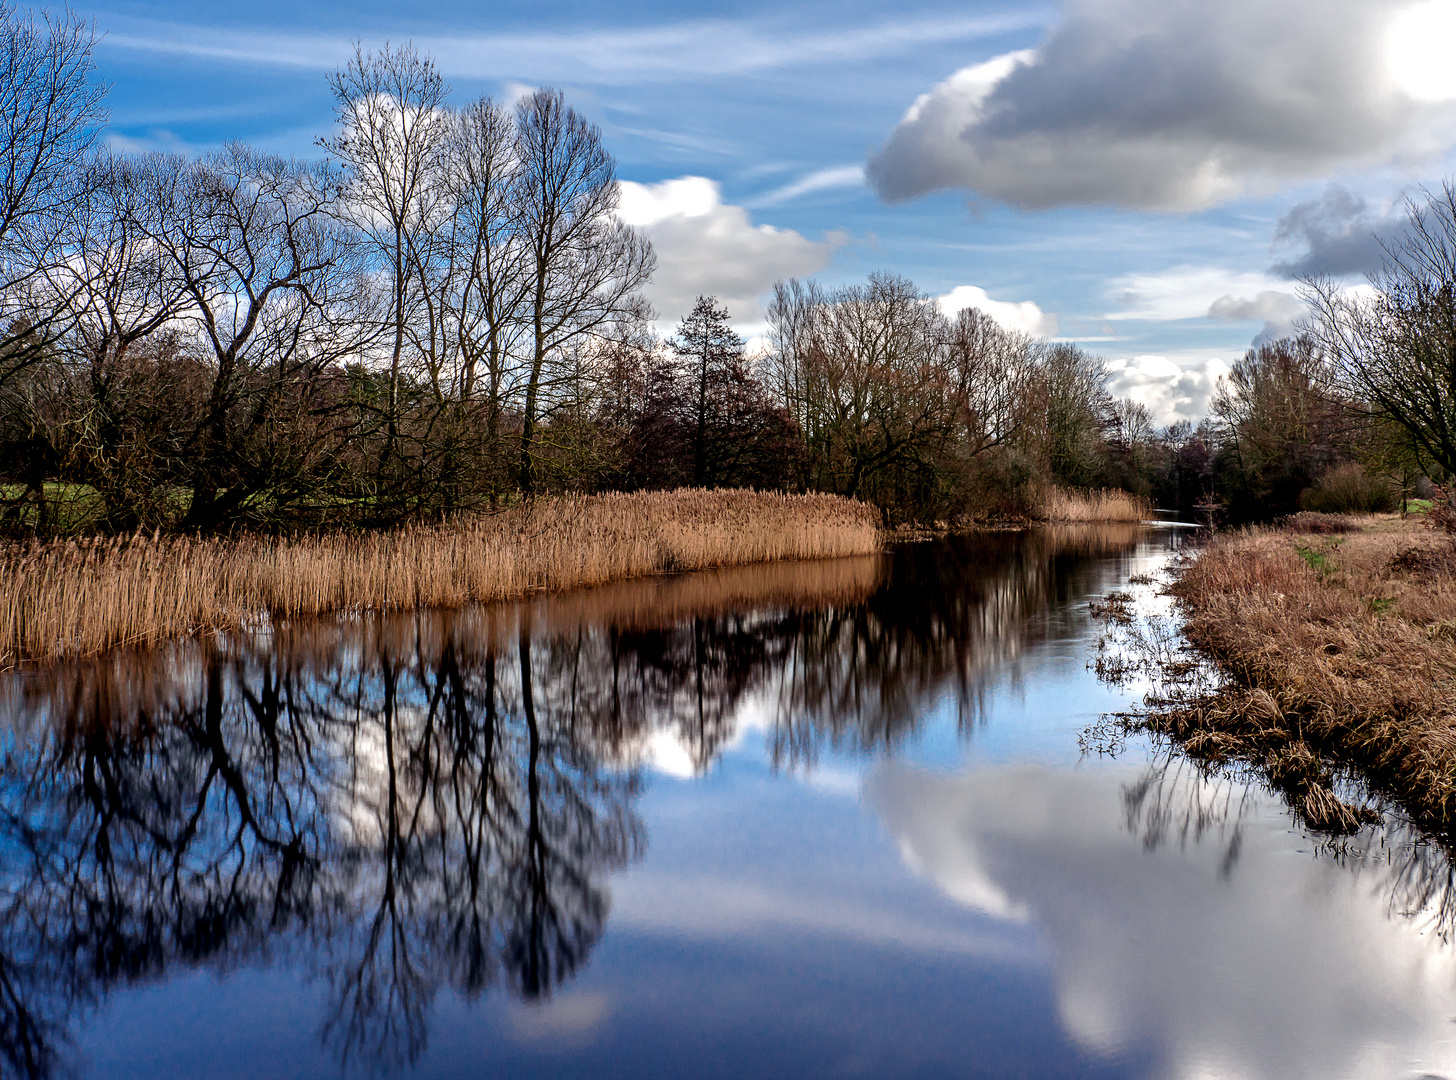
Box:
<box><xmin>512</xmin><ymin>88</ymin><xmax>654</xmax><ymax>494</ymax></box>
<box><xmin>0</xmin><ymin>4</ymin><xmax>103</xmax><ymax>389</ymax></box>
<box><xmin>1304</xmin><ymin>181</ymin><xmax>1456</xmax><ymax>477</ymax></box>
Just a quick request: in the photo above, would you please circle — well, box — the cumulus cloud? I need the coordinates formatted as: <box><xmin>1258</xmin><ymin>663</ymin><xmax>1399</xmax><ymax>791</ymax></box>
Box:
<box><xmin>937</xmin><ymin>284</ymin><xmax>1058</xmax><ymax>338</ymax></box>
<box><xmin>1104</xmin><ymin>353</ymin><xmax>1231</xmax><ymax>424</ymax></box>
<box><xmin>1270</xmin><ymin>184</ymin><xmax>1406</xmax><ymax>278</ymax></box>
<box><xmin>1107</xmin><ymin>267</ymin><xmax>1287</xmax><ymax>323</ymax></box>
<box><xmin>867</xmin><ymin>0</ymin><xmax>1456</xmax><ymax>211</ymax></box>
<box><xmin>616</xmin><ymin>176</ymin><xmax>845</xmax><ymax>328</ymax></box>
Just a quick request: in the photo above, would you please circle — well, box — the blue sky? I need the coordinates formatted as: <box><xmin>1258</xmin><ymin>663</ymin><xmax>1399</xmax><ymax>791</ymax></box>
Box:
<box><xmin>76</xmin><ymin>0</ymin><xmax>1456</xmax><ymax>423</ymax></box>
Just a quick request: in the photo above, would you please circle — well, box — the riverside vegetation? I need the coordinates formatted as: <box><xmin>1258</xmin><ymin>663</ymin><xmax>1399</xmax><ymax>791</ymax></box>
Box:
<box><xmin>0</xmin><ymin>485</ymin><xmax>1152</xmax><ymax>667</ymax></box>
<box><xmin>1096</xmin><ymin>508</ymin><xmax>1456</xmax><ymax>835</ymax></box>
<box><xmin>0</xmin><ymin>489</ymin><xmax>881</xmax><ymax>666</ymax></box>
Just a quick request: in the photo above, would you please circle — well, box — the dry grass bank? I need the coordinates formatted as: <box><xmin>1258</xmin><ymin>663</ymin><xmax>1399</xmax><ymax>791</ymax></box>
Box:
<box><xmin>1149</xmin><ymin>513</ymin><xmax>1456</xmax><ymax>831</ymax></box>
<box><xmin>0</xmin><ymin>489</ymin><xmax>882</xmax><ymax>667</ymax></box>
<box><xmin>1037</xmin><ymin>487</ymin><xmax>1149</xmax><ymax>524</ymax></box>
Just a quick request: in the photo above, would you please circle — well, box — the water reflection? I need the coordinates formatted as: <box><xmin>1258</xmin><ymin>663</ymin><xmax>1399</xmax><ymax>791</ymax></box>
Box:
<box><xmin>13</xmin><ymin>524</ymin><xmax>1446</xmax><ymax>1078</ymax></box>
<box><xmin>0</xmin><ymin>528</ymin><xmax>1154</xmax><ymax>1077</ymax></box>
<box><xmin>869</xmin><ymin>760</ymin><xmax>1456</xmax><ymax>1078</ymax></box>
<box><xmin>0</xmin><ymin>625</ymin><xmax>643</xmax><ymax>1076</ymax></box>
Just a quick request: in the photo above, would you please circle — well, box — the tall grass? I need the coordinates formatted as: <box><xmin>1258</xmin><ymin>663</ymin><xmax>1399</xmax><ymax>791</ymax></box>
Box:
<box><xmin>1037</xmin><ymin>487</ymin><xmax>1149</xmax><ymax>523</ymax></box>
<box><xmin>0</xmin><ymin>489</ymin><xmax>882</xmax><ymax>666</ymax></box>
<box><xmin>1153</xmin><ymin>517</ymin><xmax>1456</xmax><ymax>830</ymax></box>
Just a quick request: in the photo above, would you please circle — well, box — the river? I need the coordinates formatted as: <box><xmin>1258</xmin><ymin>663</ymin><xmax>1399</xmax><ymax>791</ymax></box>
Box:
<box><xmin>0</xmin><ymin>526</ymin><xmax>1451</xmax><ymax>1079</ymax></box>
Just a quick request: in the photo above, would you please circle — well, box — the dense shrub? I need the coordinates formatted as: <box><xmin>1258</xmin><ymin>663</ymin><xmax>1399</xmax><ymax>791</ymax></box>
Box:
<box><xmin>1300</xmin><ymin>464</ymin><xmax>1397</xmax><ymax>514</ymax></box>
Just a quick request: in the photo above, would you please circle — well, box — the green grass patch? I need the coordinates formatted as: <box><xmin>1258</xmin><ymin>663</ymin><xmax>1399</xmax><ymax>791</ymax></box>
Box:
<box><xmin>1295</xmin><ymin>544</ymin><xmax>1333</xmax><ymax>573</ymax></box>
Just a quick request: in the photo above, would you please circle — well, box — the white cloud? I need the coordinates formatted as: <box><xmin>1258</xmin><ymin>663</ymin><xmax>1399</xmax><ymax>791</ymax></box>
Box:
<box><xmin>104</xmin><ymin>128</ymin><xmax>194</xmax><ymax>156</ymax></box>
<box><xmin>937</xmin><ymin>284</ymin><xmax>1059</xmax><ymax>338</ymax></box>
<box><xmin>617</xmin><ymin>176</ymin><xmax>845</xmax><ymax>329</ymax></box>
<box><xmin>751</xmin><ymin>165</ymin><xmax>866</xmax><ymax>207</ymax></box>
<box><xmin>501</xmin><ymin>81</ymin><xmax>537</xmax><ymax>106</ymax></box>
<box><xmin>867</xmin><ymin>0</ymin><xmax>1456</xmax><ymax>211</ymax></box>
<box><xmin>868</xmin><ymin>763</ymin><xmax>1456</xmax><ymax>1077</ymax></box>
<box><xmin>1104</xmin><ymin>353</ymin><xmax>1232</xmax><ymax>424</ymax></box>
<box><xmin>1107</xmin><ymin>265</ymin><xmax>1307</xmax><ymax>342</ymax></box>
<box><xmin>1107</xmin><ymin>267</ymin><xmax>1289</xmax><ymax>323</ymax></box>
<box><xmin>1207</xmin><ymin>291</ymin><xmax>1306</xmax><ymax>343</ymax></box>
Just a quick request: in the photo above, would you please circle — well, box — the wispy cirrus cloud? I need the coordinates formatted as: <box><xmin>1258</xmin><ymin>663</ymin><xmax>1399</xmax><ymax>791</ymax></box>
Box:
<box><xmin>98</xmin><ymin>10</ymin><xmax>1049</xmax><ymax>84</ymax></box>
<box><xmin>750</xmin><ymin>165</ymin><xmax>865</xmax><ymax>207</ymax></box>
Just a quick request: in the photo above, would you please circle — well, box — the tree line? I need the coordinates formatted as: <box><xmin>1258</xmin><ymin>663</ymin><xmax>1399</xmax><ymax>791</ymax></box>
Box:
<box><xmin>0</xmin><ymin>9</ymin><xmax>1450</xmax><ymax>533</ymax></box>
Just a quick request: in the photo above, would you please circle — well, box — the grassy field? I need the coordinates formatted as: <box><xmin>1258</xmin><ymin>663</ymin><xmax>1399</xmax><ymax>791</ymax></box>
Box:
<box><xmin>1122</xmin><ymin>511</ymin><xmax>1456</xmax><ymax>833</ymax></box>
<box><xmin>0</xmin><ymin>489</ymin><xmax>883</xmax><ymax>667</ymax></box>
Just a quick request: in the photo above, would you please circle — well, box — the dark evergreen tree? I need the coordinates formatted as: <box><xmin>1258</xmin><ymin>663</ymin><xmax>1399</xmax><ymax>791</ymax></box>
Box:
<box><xmin>673</xmin><ymin>296</ymin><xmax>747</xmax><ymax>487</ymax></box>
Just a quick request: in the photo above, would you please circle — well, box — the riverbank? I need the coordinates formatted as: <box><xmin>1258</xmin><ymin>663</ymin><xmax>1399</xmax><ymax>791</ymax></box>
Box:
<box><xmin>1118</xmin><ymin>513</ymin><xmax>1456</xmax><ymax>833</ymax></box>
<box><xmin>0</xmin><ymin>489</ymin><xmax>882</xmax><ymax>667</ymax></box>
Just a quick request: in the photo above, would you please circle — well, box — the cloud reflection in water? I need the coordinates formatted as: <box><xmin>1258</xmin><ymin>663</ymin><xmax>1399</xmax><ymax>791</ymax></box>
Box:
<box><xmin>869</xmin><ymin>759</ymin><xmax>1456</xmax><ymax>1078</ymax></box>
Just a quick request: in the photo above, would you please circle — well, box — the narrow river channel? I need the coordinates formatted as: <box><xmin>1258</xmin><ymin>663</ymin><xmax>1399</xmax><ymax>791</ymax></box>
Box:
<box><xmin>0</xmin><ymin>526</ymin><xmax>1452</xmax><ymax>1079</ymax></box>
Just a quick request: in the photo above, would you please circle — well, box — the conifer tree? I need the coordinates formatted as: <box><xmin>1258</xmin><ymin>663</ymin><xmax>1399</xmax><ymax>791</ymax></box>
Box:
<box><xmin>673</xmin><ymin>296</ymin><xmax>746</xmax><ymax>487</ymax></box>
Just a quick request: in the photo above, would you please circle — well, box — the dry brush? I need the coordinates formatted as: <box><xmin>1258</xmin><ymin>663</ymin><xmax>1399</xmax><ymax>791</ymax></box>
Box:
<box><xmin>1118</xmin><ymin>514</ymin><xmax>1456</xmax><ymax>833</ymax></box>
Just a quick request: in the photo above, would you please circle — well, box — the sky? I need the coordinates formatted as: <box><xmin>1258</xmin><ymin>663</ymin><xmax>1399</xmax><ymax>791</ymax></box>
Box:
<box><xmin>74</xmin><ymin>0</ymin><xmax>1456</xmax><ymax>424</ymax></box>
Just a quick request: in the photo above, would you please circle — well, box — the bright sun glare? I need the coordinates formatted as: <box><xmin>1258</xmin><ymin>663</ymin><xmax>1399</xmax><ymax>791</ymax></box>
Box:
<box><xmin>1388</xmin><ymin>0</ymin><xmax>1456</xmax><ymax>101</ymax></box>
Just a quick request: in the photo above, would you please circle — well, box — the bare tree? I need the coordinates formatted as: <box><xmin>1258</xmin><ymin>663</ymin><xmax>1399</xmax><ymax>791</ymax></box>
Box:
<box><xmin>147</xmin><ymin>144</ymin><xmax>375</xmax><ymax>530</ymax></box>
<box><xmin>766</xmin><ymin>273</ymin><xmax>953</xmax><ymax>504</ymax></box>
<box><xmin>322</xmin><ymin>44</ymin><xmax>452</xmax><ymax>489</ymax></box>
<box><xmin>1024</xmin><ymin>343</ymin><xmax>1114</xmax><ymax>488</ymax></box>
<box><xmin>0</xmin><ymin>4</ymin><xmax>105</xmax><ymax>391</ymax></box>
<box><xmin>1210</xmin><ymin>335</ymin><xmax>1349</xmax><ymax>515</ymax></box>
<box><xmin>511</xmin><ymin>89</ymin><xmax>653</xmax><ymax>494</ymax></box>
<box><xmin>942</xmin><ymin>307</ymin><xmax>1036</xmax><ymax>455</ymax></box>
<box><xmin>18</xmin><ymin>152</ymin><xmax>194</xmax><ymax>528</ymax></box>
<box><xmin>1304</xmin><ymin>180</ymin><xmax>1456</xmax><ymax>477</ymax></box>
<box><xmin>435</xmin><ymin>96</ymin><xmax>531</xmax><ymax>499</ymax></box>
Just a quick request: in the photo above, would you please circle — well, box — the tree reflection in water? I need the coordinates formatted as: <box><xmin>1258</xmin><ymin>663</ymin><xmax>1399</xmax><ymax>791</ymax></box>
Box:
<box><xmin>1091</xmin><ymin>564</ymin><xmax>1456</xmax><ymax>949</ymax></box>
<box><xmin>0</xmin><ymin>525</ymin><xmax>1148</xmax><ymax>1076</ymax></box>
<box><xmin>1122</xmin><ymin>748</ymin><xmax>1456</xmax><ymax>946</ymax></box>
<box><xmin>0</xmin><ymin>623</ymin><xmax>644</xmax><ymax>1076</ymax></box>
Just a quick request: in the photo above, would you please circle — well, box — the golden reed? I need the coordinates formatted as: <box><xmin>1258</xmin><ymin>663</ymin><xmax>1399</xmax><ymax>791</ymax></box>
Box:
<box><xmin>0</xmin><ymin>489</ymin><xmax>883</xmax><ymax>666</ymax></box>
<box><xmin>1038</xmin><ymin>487</ymin><xmax>1149</xmax><ymax>523</ymax></box>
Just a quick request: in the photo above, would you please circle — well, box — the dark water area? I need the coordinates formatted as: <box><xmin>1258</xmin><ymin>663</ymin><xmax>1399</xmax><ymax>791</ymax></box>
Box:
<box><xmin>0</xmin><ymin>527</ymin><xmax>1453</xmax><ymax>1079</ymax></box>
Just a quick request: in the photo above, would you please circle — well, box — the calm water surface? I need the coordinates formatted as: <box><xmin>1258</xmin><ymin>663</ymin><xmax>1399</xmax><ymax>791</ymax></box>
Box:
<box><xmin>1</xmin><ymin>527</ymin><xmax>1453</xmax><ymax>1079</ymax></box>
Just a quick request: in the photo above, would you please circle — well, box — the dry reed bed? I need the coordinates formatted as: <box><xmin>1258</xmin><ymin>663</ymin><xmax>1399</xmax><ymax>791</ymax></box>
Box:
<box><xmin>2</xmin><ymin>545</ymin><xmax>888</xmax><ymax>736</ymax></box>
<box><xmin>0</xmin><ymin>489</ymin><xmax>883</xmax><ymax>667</ymax></box>
<box><xmin>1038</xmin><ymin>487</ymin><xmax>1149</xmax><ymax>523</ymax></box>
<box><xmin>1159</xmin><ymin>517</ymin><xmax>1456</xmax><ymax>831</ymax></box>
